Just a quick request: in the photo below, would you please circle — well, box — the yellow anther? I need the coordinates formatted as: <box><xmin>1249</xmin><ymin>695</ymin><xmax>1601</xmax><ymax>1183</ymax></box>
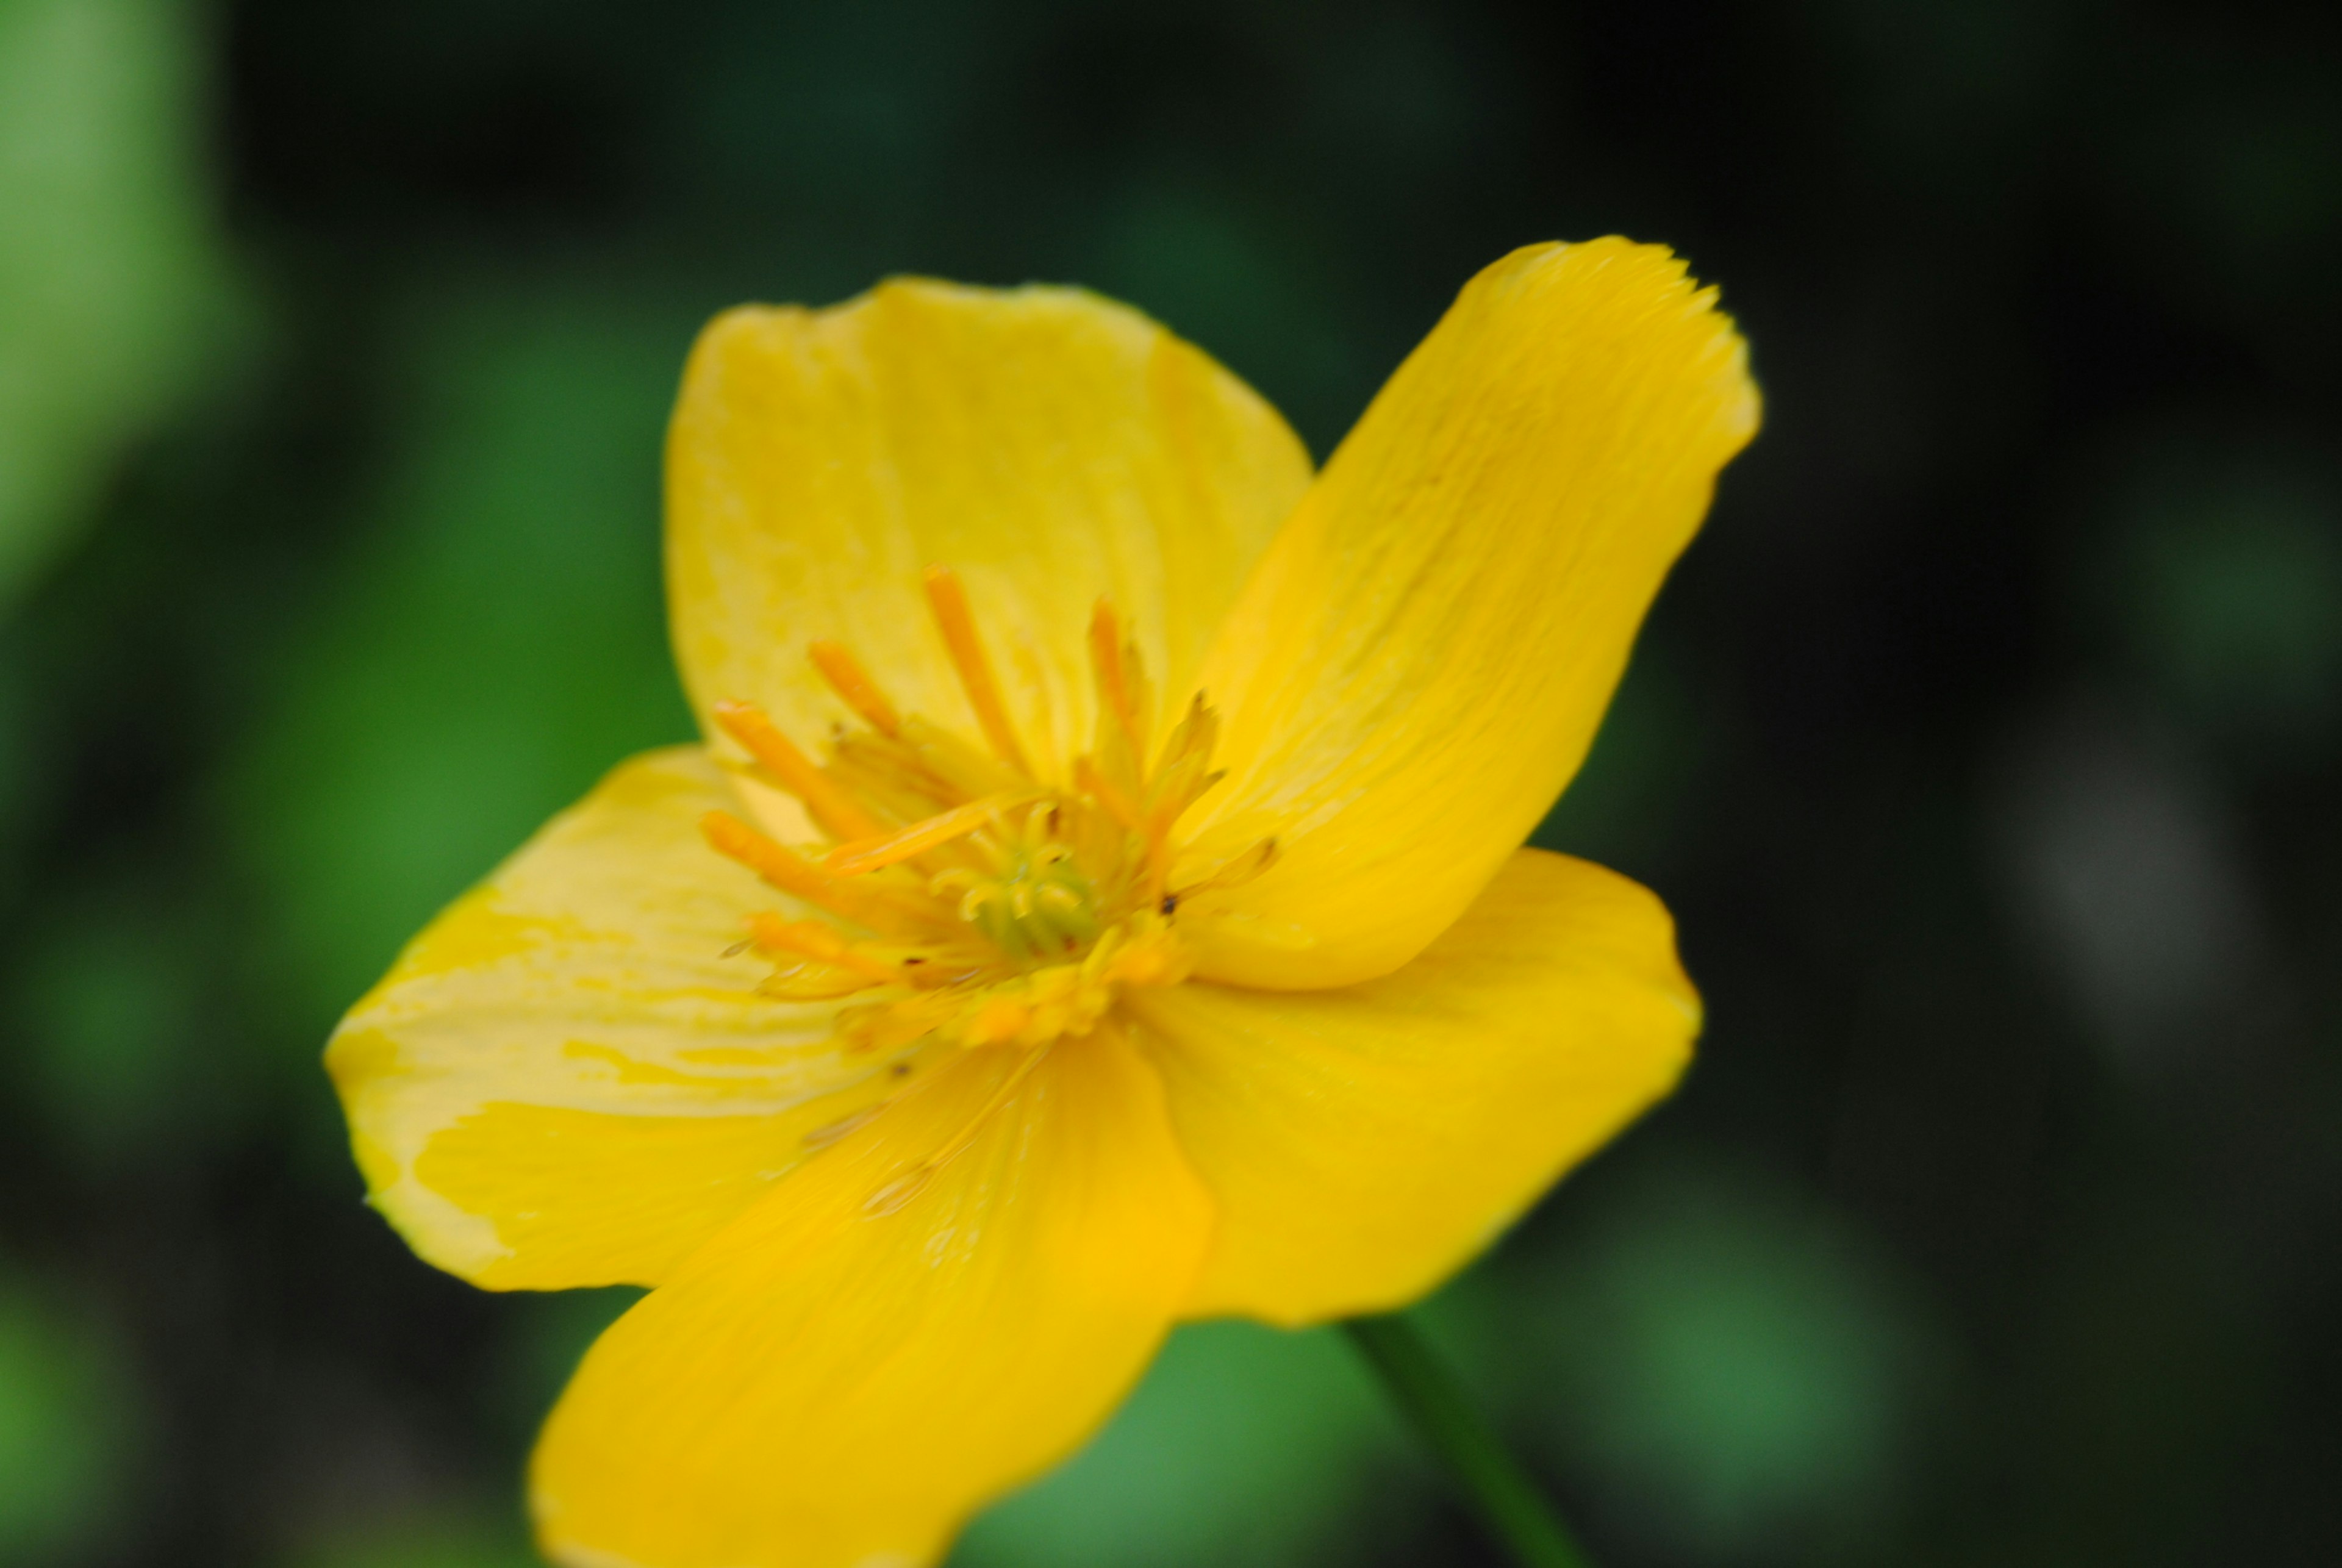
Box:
<box><xmin>861</xmin><ymin>1044</ymin><xmax>1055</xmax><ymax>1215</ymax></box>
<box><xmin>837</xmin><ymin>993</ymin><xmax>958</xmax><ymax>1054</ymax></box>
<box><xmin>1175</xmin><ymin>837</ymin><xmax>1280</xmax><ymax>900</ymax></box>
<box><xmin>1087</xmin><ymin>600</ymin><xmax>1148</xmax><ymax>761</ymax></box>
<box><xmin>823</xmin><ymin>793</ymin><xmax>1027</xmax><ymax>876</ymax></box>
<box><xmin>801</xmin><ymin>1103</ymin><xmax>885</xmax><ymax>1150</ymax></box>
<box><xmin>1073</xmin><ymin>754</ymin><xmax>1141</xmax><ymax>830</ymax></box>
<box><xmin>711</xmin><ymin>698</ymin><xmax>889</xmax><ymax>842</ymax></box>
<box><xmin>745</xmin><ymin>913</ymin><xmax>905</xmax><ymax>984</ymax></box>
<box><xmin>808</xmin><ymin>640</ymin><xmax>901</xmax><ymax>737</ymax></box>
<box><xmin>714</xmin><ymin>571</ymin><xmax>1253</xmax><ymax>1081</ymax></box>
<box><xmin>922</xmin><ymin>566</ymin><xmax>1033</xmax><ymax>777</ymax></box>
<box><xmin>700</xmin><ymin>811</ymin><xmax>920</xmax><ymax>935</ymax></box>
<box><xmin>861</xmin><ymin>1167</ymin><xmax>934</xmax><ymax>1217</ymax></box>
<box><xmin>757</xmin><ymin>967</ymin><xmax>893</xmax><ymax>1001</ymax></box>
<box><xmin>962</xmin><ymin>997</ymin><xmax>1033</xmax><ymax>1047</ymax></box>
<box><xmin>894</xmin><ymin>717</ymin><xmax>1026</xmax><ymax>800</ymax></box>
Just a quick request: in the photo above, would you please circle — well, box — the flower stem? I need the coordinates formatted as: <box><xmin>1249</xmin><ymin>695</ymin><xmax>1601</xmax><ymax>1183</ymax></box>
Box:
<box><xmin>1342</xmin><ymin>1313</ymin><xmax>1593</xmax><ymax>1568</ymax></box>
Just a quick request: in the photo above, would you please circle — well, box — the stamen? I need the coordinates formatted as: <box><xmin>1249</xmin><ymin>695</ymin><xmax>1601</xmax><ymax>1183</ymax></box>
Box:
<box><xmin>802</xmin><ymin>1103</ymin><xmax>886</xmax><ymax>1149</ymax></box>
<box><xmin>746</xmin><ymin>914</ymin><xmax>905</xmax><ymax>984</ymax></box>
<box><xmin>757</xmin><ymin>967</ymin><xmax>896</xmax><ymax>1001</ymax></box>
<box><xmin>707</xmin><ymin>575</ymin><xmax>1233</xmax><ymax>1085</ymax></box>
<box><xmin>802</xmin><ymin>1047</ymin><xmax>961</xmax><ymax>1149</ymax></box>
<box><xmin>836</xmin><ymin>993</ymin><xmax>961</xmax><ymax>1054</ymax></box>
<box><xmin>711</xmin><ymin>699</ymin><xmax>889</xmax><ymax>842</ymax></box>
<box><xmin>922</xmin><ymin>566</ymin><xmax>1033</xmax><ymax>777</ymax></box>
<box><xmin>1087</xmin><ymin>600</ymin><xmax>1147</xmax><ymax>761</ymax></box>
<box><xmin>893</xmin><ymin>718</ymin><xmax>1026</xmax><ymax>801</ymax></box>
<box><xmin>700</xmin><ymin>811</ymin><xmax>926</xmax><ymax>936</ymax></box>
<box><xmin>1175</xmin><ymin>837</ymin><xmax>1280</xmax><ymax>899</ymax></box>
<box><xmin>808</xmin><ymin>640</ymin><xmax>901</xmax><ymax>736</ymax></box>
<box><xmin>825</xmin><ymin>731</ymin><xmax>969</xmax><ymax>826</ymax></box>
<box><xmin>1072</xmin><ymin>754</ymin><xmax>1142</xmax><ymax>830</ymax></box>
<box><xmin>861</xmin><ymin>1045</ymin><xmax>1052</xmax><ymax>1217</ymax></box>
<box><xmin>823</xmin><ymin>793</ymin><xmax>1030</xmax><ymax>876</ymax></box>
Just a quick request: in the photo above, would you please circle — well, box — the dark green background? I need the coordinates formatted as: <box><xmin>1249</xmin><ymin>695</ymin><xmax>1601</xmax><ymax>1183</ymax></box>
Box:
<box><xmin>2</xmin><ymin>0</ymin><xmax>2338</xmax><ymax>1563</ymax></box>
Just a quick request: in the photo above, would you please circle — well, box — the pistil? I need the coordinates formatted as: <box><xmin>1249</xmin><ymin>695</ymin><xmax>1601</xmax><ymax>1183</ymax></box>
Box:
<box><xmin>700</xmin><ymin>571</ymin><xmax>1238</xmax><ymax>1081</ymax></box>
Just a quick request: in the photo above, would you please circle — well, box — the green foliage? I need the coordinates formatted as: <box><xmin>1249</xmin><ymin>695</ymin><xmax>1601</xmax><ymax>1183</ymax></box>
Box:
<box><xmin>1</xmin><ymin>0</ymin><xmax>2337</xmax><ymax>1563</ymax></box>
<box><xmin>2100</xmin><ymin>439</ymin><xmax>2342</xmax><ymax>753</ymax></box>
<box><xmin>957</xmin><ymin>1320</ymin><xmax>1416</xmax><ymax>1568</ymax></box>
<box><xmin>12</xmin><ymin>868</ymin><xmax>216</xmax><ymax>1165</ymax></box>
<box><xmin>226</xmin><ymin>285</ymin><xmax>696</xmax><ymax>1036</ymax></box>
<box><xmin>0</xmin><ymin>1275</ymin><xmax>138</xmax><ymax>1561</ymax></box>
<box><xmin>1532</xmin><ymin>646</ymin><xmax>1709</xmax><ymax>879</ymax></box>
<box><xmin>0</xmin><ymin>0</ymin><xmax>242</xmax><ymax>608</ymax></box>
<box><xmin>1460</xmin><ymin>1153</ymin><xmax>1949</xmax><ymax>1561</ymax></box>
<box><xmin>291</xmin><ymin>1512</ymin><xmax>541</xmax><ymax>1568</ymax></box>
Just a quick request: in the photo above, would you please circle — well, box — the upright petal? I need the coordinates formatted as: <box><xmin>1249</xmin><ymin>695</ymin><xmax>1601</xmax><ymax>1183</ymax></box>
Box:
<box><xmin>530</xmin><ymin>1027</ymin><xmax>1213</xmax><ymax>1568</ymax></box>
<box><xmin>1177</xmin><ymin>239</ymin><xmax>1758</xmax><ymax>988</ymax></box>
<box><xmin>327</xmin><ymin>747</ymin><xmax>892</xmax><ymax>1291</ymax></box>
<box><xmin>667</xmin><ymin>280</ymin><xmax>1312</xmax><ymax>785</ymax></box>
<box><xmin>1128</xmin><ymin>849</ymin><xmax>1697</xmax><ymax>1326</ymax></box>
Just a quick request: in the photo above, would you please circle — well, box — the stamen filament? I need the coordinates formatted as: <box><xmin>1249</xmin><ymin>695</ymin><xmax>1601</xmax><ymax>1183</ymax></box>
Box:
<box><xmin>1073</xmin><ymin>754</ymin><xmax>1142</xmax><ymax>830</ymax></box>
<box><xmin>802</xmin><ymin>1102</ymin><xmax>886</xmax><ymax>1149</ymax></box>
<box><xmin>1088</xmin><ymin>600</ymin><xmax>1147</xmax><ymax>760</ymax></box>
<box><xmin>809</xmin><ymin>640</ymin><xmax>901</xmax><ymax>736</ymax></box>
<box><xmin>746</xmin><ymin>914</ymin><xmax>904</xmax><ymax>983</ymax></box>
<box><xmin>824</xmin><ymin>793</ymin><xmax>1031</xmax><ymax>876</ymax></box>
<box><xmin>863</xmin><ymin>1046</ymin><xmax>1051</xmax><ymax>1216</ymax></box>
<box><xmin>922</xmin><ymin>566</ymin><xmax>1033</xmax><ymax>777</ymax></box>
<box><xmin>708</xmin><ymin>576</ymin><xmax>1229</xmax><ymax>1076</ymax></box>
<box><xmin>1175</xmin><ymin>837</ymin><xmax>1280</xmax><ymax>898</ymax></box>
<box><xmin>700</xmin><ymin>811</ymin><xmax>924</xmax><ymax>935</ymax></box>
<box><xmin>712</xmin><ymin>698</ymin><xmax>889</xmax><ymax>842</ymax></box>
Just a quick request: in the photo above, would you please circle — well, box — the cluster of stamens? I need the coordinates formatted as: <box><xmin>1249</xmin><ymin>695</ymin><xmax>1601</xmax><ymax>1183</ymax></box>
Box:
<box><xmin>701</xmin><ymin>567</ymin><xmax>1273</xmax><ymax>1090</ymax></box>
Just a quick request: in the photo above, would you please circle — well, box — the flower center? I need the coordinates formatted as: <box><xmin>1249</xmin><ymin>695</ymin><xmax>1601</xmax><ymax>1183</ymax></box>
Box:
<box><xmin>699</xmin><ymin>568</ymin><xmax>1272</xmax><ymax>1069</ymax></box>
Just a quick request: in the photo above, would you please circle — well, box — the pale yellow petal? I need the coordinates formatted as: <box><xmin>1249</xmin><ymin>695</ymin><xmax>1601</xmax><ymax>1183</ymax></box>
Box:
<box><xmin>1175</xmin><ymin>239</ymin><xmax>1758</xmax><ymax>988</ymax></box>
<box><xmin>666</xmin><ymin>279</ymin><xmax>1312</xmax><ymax>787</ymax></box>
<box><xmin>1128</xmin><ymin>849</ymin><xmax>1697</xmax><ymax>1325</ymax></box>
<box><xmin>326</xmin><ymin>746</ymin><xmax>893</xmax><ymax>1291</ymax></box>
<box><xmin>529</xmin><ymin>1027</ymin><xmax>1212</xmax><ymax>1568</ymax></box>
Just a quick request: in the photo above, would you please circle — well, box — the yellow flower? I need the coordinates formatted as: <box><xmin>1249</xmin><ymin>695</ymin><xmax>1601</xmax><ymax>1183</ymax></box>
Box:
<box><xmin>326</xmin><ymin>237</ymin><xmax>1758</xmax><ymax>1568</ymax></box>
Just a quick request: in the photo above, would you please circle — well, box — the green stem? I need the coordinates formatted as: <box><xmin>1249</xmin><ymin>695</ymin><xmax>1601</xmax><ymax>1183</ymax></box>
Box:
<box><xmin>1342</xmin><ymin>1313</ymin><xmax>1593</xmax><ymax>1568</ymax></box>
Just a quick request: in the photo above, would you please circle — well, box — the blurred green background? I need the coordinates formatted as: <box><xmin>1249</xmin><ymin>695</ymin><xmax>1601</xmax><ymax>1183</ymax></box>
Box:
<box><xmin>2</xmin><ymin>0</ymin><xmax>2338</xmax><ymax>1563</ymax></box>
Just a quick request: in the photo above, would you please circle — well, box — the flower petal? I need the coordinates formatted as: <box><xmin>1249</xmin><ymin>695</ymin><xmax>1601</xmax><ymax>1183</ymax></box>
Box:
<box><xmin>667</xmin><ymin>279</ymin><xmax>1312</xmax><ymax>786</ymax></box>
<box><xmin>1176</xmin><ymin>239</ymin><xmax>1758</xmax><ymax>988</ymax></box>
<box><xmin>529</xmin><ymin>1027</ymin><xmax>1212</xmax><ymax>1568</ymax></box>
<box><xmin>326</xmin><ymin>746</ymin><xmax>894</xmax><ymax>1291</ymax></box>
<box><xmin>1128</xmin><ymin>848</ymin><xmax>1696</xmax><ymax>1326</ymax></box>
